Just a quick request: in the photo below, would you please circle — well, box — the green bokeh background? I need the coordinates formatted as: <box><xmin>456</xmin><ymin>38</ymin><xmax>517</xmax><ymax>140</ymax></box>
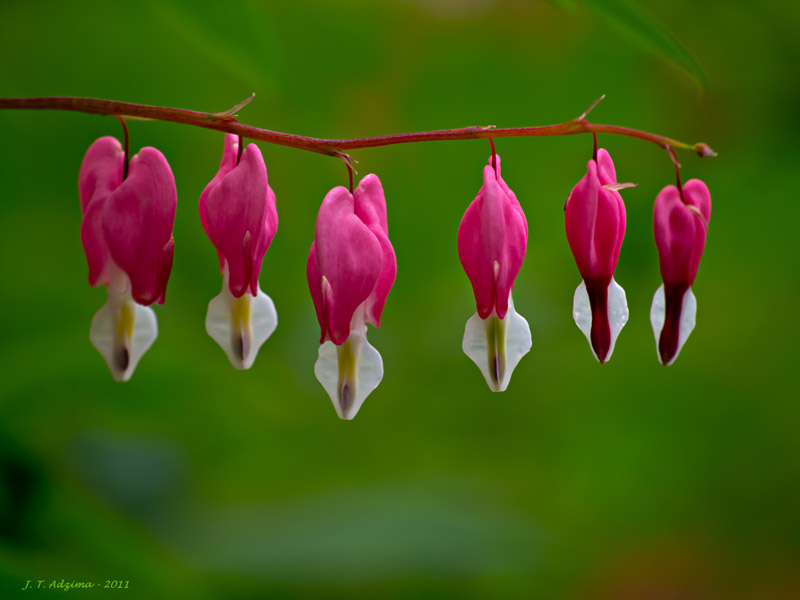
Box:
<box><xmin>1</xmin><ymin>1</ymin><xmax>798</xmax><ymax>598</ymax></box>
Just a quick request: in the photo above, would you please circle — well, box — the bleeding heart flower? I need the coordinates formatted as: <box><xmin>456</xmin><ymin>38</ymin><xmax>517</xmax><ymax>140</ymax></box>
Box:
<box><xmin>458</xmin><ymin>155</ymin><xmax>531</xmax><ymax>391</ymax></box>
<box><xmin>199</xmin><ymin>134</ymin><xmax>279</xmax><ymax>369</ymax></box>
<box><xmin>307</xmin><ymin>174</ymin><xmax>396</xmax><ymax>419</ymax></box>
<box><xmin>650</xmin><ymin>179</ymin><xmax>711</xmax><ymax>365</ymax></box>
<box><xmin>79</xmin><ymin>136</ymin><xmax>176</xmax><ymax>380</ymax></box>
<box><xmin>564</xmin><ymin>148</ymin><xmax>629</xmax><ymax>363</ymax></box>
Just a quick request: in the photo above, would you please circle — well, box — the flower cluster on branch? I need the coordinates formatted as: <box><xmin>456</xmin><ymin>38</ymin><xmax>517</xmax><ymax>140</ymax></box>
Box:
<box><xmin>1</xmin><ymin>96</ymin><xmax>714</xmax><ymax>419</ymax></box>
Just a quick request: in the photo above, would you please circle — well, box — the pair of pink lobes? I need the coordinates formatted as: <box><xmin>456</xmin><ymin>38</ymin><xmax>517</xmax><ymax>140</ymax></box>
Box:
<box><xmin>79</xmin><ymin>137</ymin><xmax>176</xmax><ymax>381</ymax></box>
<box><xmin>565</xmin><ymin>149</ymin><xmax>711</xmax><ymax>365</ymax></box>
<box><xmin>199</xmin><ymin>135</ymin><xmax>279</xmax><ymax>371</ymax></box>
<box><xmin>307</xmin><ymin>175</ymin><xmax>397</xmax><ymax>419</ymax></box>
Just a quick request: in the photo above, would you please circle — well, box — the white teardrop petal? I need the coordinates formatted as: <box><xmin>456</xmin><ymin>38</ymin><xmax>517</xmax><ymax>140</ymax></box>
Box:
<box><xmin>462</xmin><ymin>295</ymin><xmax>532</xmax><ymax>392</ymax></box>
<box><xmin>572</xmin><ymin>278</ymin><xmax>628</xmax><ymax>363</ymax></box>
<box><xmin>650</xmin><ymin>284</ymin><xmax>666</xmax><ymax>352</ymax></box>
<box><xmin>205</xmin><ymin>282</ymin><xmax>277</xmax><ymax>370</ymax></box>
<box><xmin>572</xmin><ymin>280</ymin><xmax>593</xmax><ymax>354</ymax></box>
<box><xmin>315</xmin><ymin>326</ymin><xmax>383</xmax><ymax>420</ymax></box>
<box><xmin>650</xmin><ymin>284</ymin><xmax>697</xmax><ymax>366</ymax></box>
<box><xmin>249</xmin><ymin>288</ymin><xmax>278</xmax><ymax>364</ymax></box>
<box><xmin>606</xmin><ymin>277</ymin><xmax>629</xmax><ymax>360</ymax></box>
<box><xmin>90</xmin><ymin>293</ymin><xmax>158</xmax><ymax>382</ymax></box>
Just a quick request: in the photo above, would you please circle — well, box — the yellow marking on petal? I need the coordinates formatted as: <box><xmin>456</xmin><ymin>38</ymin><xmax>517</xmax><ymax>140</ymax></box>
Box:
<box><xmin>117</xmin><ymin>301</ymin><xmax>135</xmax><ymax>342</ymax></box>
<box><xmin>232</xmin><ymin>294</ymin><xmax>251</xmax><ymax>332</ymax></box>
<box><xmin>337</xmin><ymin>338</ymin><xmax>357</xmax><ymax>415</ymax></box>
<box><xmin>486</xmin><ymin>315</ymin><xmax>506</xmax><ymax>389</ymax></box>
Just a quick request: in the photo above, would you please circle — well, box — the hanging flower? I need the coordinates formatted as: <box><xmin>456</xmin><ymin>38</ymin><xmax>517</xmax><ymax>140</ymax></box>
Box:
<box><xmin>307</xmin><ymin>174</ymin><xmax>396</xmax><ymax>419</ymax></box>
<box><xmin>564</xmin><ymin>148</ymin><xmax>629</xmax><ymax>363</ymax></box>
<box><xmin>650</xmin><ymin>179</ymin><xmax>711</xmax><ymax>365</ymax></box>
<box><xmin>79</xmin><ymin>136</ymin><xmax>176</xmax><ymax>380</ymax></box>
<box><xmin>457</xmin><ymin>155</ymin><xmax>531</xmax><ymax>391</ymax></box>
<box><xmin>199</xmin><ymin>134</ymin><xmax>278</xmax><ymax>369</ymax></box>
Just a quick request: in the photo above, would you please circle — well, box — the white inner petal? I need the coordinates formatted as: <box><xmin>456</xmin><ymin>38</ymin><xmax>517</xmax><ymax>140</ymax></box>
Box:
<box><xmin>90</xmin><ymin>288</ymin><xmax>158</xmax><ymax>382</ymax></box>
<box><xmin>649</xmin><ymin>284</ymin><xmax>697</xmax><ymax>366</ymax></box>
<box><xmin>572</xmin><ymin>278</ymin><xmax>629</xmax><ymax>363</ymax></box>
<box><xmin>206</xmin><ymin>280</ymin><xmax>278</xmax><ymax>370</ymax></box>
<box><xmin>462</xmin><ymin>295</ymin><xmax>532</xmax><ymax>392</ymax></box>
<box><xmin>607</xmin><ymin>278</ymin><xmax>629</xmax><ymax>357</ymax></box>
<box><xmin>314</xmin><ymin>307</ymin><xmax>383</xmax><ymax>420</ymax></box>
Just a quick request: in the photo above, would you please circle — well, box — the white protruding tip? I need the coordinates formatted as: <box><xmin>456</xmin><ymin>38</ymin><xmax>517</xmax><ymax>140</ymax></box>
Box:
<box><xmin>205</xmin><ymin>282</ymin><xmax>278</xmax><ymax>370</ymax></box>
<box><xmin>314</xmin><ymin>323</ymin><xmax>383</xmax><ymax>420</ymax></box>
<box><xmin>90</xmin><ymin>294</ymin><xmax>158</xmax><ymax>381</ymax></box>
<box><xmin>650</xmin><ymin>284</ymin><xmax>697</xmax><ymax>366</ymax></box>
<box><xmin>572</xmin><ymin>277</ymin><xmax>629</xmax><ymax>363</ymax></box>
<box><xmin>462</xmin><ymin>294</ymin><xmax>532</xmax><ymax>392</ymax></box>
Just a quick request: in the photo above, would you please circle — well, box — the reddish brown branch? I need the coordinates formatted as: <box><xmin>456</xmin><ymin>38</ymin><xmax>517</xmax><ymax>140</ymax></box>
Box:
<box><xmin>0</xmin><ymin>96</ymin><xmax>716</xmax><ymax>159</ymax></box>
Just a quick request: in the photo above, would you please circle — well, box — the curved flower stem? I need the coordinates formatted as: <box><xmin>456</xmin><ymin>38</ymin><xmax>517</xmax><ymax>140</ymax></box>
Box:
<box><xmin>236</xmin><ymin>133</ymin><xmax>244</xmax><ymax>166</ymax></box>
<box><xmin>345</xmin><ymin>157</ymin><xmax>354</xmax><ymax>194</ymax></box>
<box><xmin>665</xmin><ymin>144</ymin><xmax>683</xmax><ymax>195</ymax></box>
<box><xmin>113</xmin><ymin>115</ymin><xmax>129</xmax><ymax>180</ymax></box>
<box><xmin>0</xmin><ymin>95</ymin><xmax>717</xmax><ymax>159</ymax></box>
<box><xmin>488</xmin><ymin>137</ymin><xmax>497</xmax><ymax>174</ymax></box>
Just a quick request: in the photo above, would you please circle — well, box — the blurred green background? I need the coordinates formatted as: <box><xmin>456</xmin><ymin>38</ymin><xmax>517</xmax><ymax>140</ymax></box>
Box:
<box><xmin>1</xmin><ymin>0</ymin><xmax>798</xmax><ymax>598</ymax></box>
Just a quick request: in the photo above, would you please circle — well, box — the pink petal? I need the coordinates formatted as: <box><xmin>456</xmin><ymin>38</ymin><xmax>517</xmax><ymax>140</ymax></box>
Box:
<box><xmin>78</xmin><ymin>136</ymin><xmax>124</xmax><ymax>213</ymax></box>
<box><xmin>308</xmin><ymin>187</ymin><xmax>383</xmax><ymax>345</ymax></box>
<box><xmin>154</xmin><ymin>237</ymin><xmax>175</xmax><ymax>305</ymax></box>
<box><xmin>595</xmin><ymin>148</ymin><xmax>617</xmax><ymax>187</ymax></box>
<box><xmin>565</xmin><ymin>158</ymin><xmax>626</xmax><ymax>280</ymax></box>
<box><xmin>458</xmin><ymin>157</ymin><xmax>527</xmax><ymax>320</ymax></box>
<box><xmin>565</xmin><ymin>161</ymin><xmax>600</xmax><ymax>278</ymax></box>
<box><xmin>203</xmin><ymin>142</ymin><xmax>270</xmax><ymax>297</ymax></box>
<box><xmin>78</xmin><ymin>137</ymin><xmax>125</xmax><ymax>286</ymax></box>
<box><xmin>354</xmin><ymin>174</ymin><xmax>389</xmax><ymax>236</ymax></box>
<box><xmin>653</xmin><ymin>181</ymin><xmax>710</xmax><ymax>287</ymax></box>
<box><xmin>683</xmin><ymin>179</ymin><xmax>712</xmax><ymax>222</ymax></box>
<box><xmin>80</xmin><ymin>197</ymin><xmax>111</xmax><ymax>287</ymax></box>
<box><xmin>306</xmin><ymin>242</ymin><xmax>325</xmax><ymax>340</ymax></box>
<box><xmin>199</xmin><ymin>134</ymin><xmax>239</xmax><ymax>273</ymax></box>
<box><xmin>592</xmin><ymin>186</ymin><xmax>626</xmax><ymax>276</ymax></box>
<box><xmin>103</xmin><ymin>147</ymin><xmax>177</xmax><ymax>306</ymax></box>
<box><xmin>354</xmin><ymin>175</ymin><xmax>396</xmax><ymax>328</ymax></box>
<box><xmin>251</xmin><ymin>181</ymin><xmax>279</xmax><ymax>296</ymax></box>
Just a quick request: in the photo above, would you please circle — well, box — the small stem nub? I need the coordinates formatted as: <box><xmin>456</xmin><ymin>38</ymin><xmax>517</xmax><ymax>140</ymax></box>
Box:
<box><xmin>578</xmin><ymin>94</ymin><xmax>606</xmax><ymax>121</ymax></box>
<box><xmin>114</xmin><ymin>115</ymin><xmax>129</xmax><ymax>180</ymax></box>
<box><xmin>213</xmin><ymin>93</ymin><xmax>256</xmax><ymax>119</ymax></box>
